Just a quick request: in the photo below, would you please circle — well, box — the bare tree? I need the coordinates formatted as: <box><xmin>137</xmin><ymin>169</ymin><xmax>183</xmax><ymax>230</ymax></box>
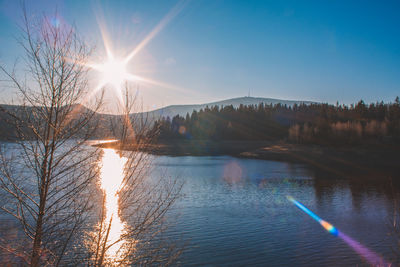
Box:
<box><xmin>0</xmin><ymin>7</ymin><xmax>104</xmax><ymax>266</ymax></box>
<box><xmin>0</xmin><ymin>6</ymin><xmax>182</xmax><ymax>266</ymax></box>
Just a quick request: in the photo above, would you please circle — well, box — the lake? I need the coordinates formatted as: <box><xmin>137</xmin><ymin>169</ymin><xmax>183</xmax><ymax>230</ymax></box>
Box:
<box><xmin>148</xmin><ymin>155</ymin><xmax>398</xmax><ymax>266</ymax></box>
<box><xmin>0</xmin><ymin>143</ymin><xmax>398</xmax><ymax>266</ymax></box>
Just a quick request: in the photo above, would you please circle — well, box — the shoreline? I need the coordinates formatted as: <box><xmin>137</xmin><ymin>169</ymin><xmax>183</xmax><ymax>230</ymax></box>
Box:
<box><xmin>96</xmin><ymin>140</ymin><xmax>400</xmax><ymax>180</ymax></box>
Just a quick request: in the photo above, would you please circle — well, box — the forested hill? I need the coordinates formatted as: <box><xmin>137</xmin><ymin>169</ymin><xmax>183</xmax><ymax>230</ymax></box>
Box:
<box><xmin>149</xmin><ymin>98</ymin><xmax>400</xmax><ymax>145</ymax></box>
<box><xmin>0</xmin><ymin>104</ymin><xmax>115</xmax><ymax>140</ymax></box>
<box><xmin>0</xmin><ymin>97</ymin><xmax>314</xmax><ymax>140</ymax></box>
<box><xmin>3</xmin><ymin>97</ymin><xmax>400</xmax><ymax>146</ymax></box>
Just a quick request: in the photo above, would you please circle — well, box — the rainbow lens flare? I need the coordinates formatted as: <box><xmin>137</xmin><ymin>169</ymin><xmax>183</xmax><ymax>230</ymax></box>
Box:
<box><xmin>319</xmin><ymin>220</ymin><xmax>339</xmax><ymax>236</ymax></box>
<box><xmin>287</xmin><ymin>196</ymin><xmax>391</xmax><ymax>266</ymax></box>
<box><xmin>287</xmin><ymin>196</ymin><xmax>339</xmax><ymax>236</ymax></box>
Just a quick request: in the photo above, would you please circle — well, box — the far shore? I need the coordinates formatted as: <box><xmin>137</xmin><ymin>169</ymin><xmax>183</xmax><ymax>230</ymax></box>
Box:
<box><xmin>95</xmin><ymin>140</ymin><xmax>400</xmax><ymax>180</ymax></box>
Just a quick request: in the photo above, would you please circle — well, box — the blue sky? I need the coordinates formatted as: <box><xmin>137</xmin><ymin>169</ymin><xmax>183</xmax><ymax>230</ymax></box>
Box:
<box><xmin>0</xmin><ymin>0</ymin><xmax>399</xmax><ymax>111</ymax></box>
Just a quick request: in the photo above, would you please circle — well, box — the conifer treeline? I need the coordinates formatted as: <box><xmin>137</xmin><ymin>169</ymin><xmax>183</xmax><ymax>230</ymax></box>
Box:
<box><xmin>149</xmin><ymin>97</ymin><xmax>400</xmax><ymax>145</ymax></box>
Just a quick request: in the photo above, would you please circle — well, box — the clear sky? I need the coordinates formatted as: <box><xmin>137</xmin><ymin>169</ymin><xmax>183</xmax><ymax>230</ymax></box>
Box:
<box><xmin>0</xmin><ymin>0</ymin><xmax>399</xmax><ymax>112</ymax></box>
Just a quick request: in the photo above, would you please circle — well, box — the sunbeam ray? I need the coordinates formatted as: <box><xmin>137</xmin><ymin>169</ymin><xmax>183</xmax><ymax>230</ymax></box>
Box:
<box><xmin>124</xmin><ymin>0</ymin><xmax>188</xmax><ymax>63</ymax></box>
<box><xmin>95</xmin><ymin>11</ymin><xmax>114</xmax><ymax>59</ymax></box>
<box><xmin>126</xmin><ymin>74</ymin><xmax>189</xmax><ymax>94</ymax></box>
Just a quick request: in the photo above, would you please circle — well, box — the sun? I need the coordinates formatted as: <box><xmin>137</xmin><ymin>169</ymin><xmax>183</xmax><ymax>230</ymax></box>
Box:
<box><xmin>84</xmin><ymin>50</ymin><xmax>138</xmax><ymax>104</ymax></box>
<box><xmin>95</xmin><ymin>57</ymin><xmax>129</xmax><ymax>89</ymax></box>
<box><xmin>76</xmin><ymin>1</ymin><xmax>190</xmax><ymax>107</ymax></box>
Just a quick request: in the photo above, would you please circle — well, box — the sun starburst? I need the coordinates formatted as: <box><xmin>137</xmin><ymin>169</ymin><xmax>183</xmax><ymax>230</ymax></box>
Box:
<box><xmin>76</xmin><ymin>0</ymin><xmax>191</xmax><ymax>109</ymax></box>
<box><xmin>93</xmin><ymin>57</ymin><xmax>129</xmax><ymax>89</ymax></box>
<box><xmin>88</xmin><ymin>52</ymin><xmax>133</xmax><ymax>102</ymax></box>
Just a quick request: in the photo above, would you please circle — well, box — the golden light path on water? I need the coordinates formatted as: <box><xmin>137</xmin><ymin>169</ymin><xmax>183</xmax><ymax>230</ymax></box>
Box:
<box><xmin>99</xmin><ymin>148</ymin><xmax>127</xmax><ymax>258</ymax></box>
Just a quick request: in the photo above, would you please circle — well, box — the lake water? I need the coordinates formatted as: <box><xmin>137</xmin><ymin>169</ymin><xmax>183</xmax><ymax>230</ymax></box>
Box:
<box><xmin>1</xmin><ymin>143</ymin><xmax>399</xmax><ymax>266</ymax></box>
<box><xmin>148</xmin><ymin>155</ymin><xmax>399</xmax><ymax>266</ymax></box>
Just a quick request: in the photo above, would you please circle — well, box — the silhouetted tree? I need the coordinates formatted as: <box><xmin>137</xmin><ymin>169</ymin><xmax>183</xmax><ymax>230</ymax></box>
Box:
<box><xmin>0</xmin><ymin>8</ymin><xmax>103</xmax><ymax>266</ymax></box>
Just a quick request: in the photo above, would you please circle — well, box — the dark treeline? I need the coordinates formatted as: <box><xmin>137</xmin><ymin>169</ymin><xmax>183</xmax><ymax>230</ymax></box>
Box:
<box><xmin>150</xmin><ymin>97</ymin><xmax>400</xmax><ymax>145</ymax></box>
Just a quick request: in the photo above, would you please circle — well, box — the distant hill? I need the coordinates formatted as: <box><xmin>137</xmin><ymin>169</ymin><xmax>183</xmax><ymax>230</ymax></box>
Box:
<box><xmin>0</xmin><ymin>104</ymin><xmax>115</xmax><ymax>140</ymax></box>
<box><xmin>143</xmin><ymin>96</ymin><xmax>316</xmax><ymax>119</ymax></box>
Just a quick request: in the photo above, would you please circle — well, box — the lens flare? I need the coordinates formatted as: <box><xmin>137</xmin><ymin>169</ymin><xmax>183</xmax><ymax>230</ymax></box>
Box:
<box><xmin>287</xmin><ymin>196</ymin><xmax>390</xmax><ymax>266</ymax></box>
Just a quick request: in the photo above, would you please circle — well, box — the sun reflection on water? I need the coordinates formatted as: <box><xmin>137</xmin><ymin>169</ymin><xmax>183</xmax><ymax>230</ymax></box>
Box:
<box><xmin>99</xmin><ymin>148</ymin><xmax>127</xmax><ymax>259</ymax></box>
